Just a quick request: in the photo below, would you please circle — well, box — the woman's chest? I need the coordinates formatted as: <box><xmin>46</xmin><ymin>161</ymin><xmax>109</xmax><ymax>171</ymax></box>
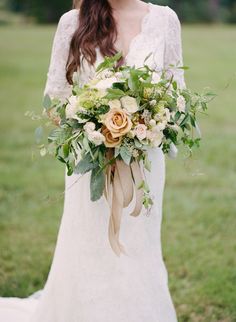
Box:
<box><xmin>78</xmin><ymin>7</ymin><xmax>167</xmax><ymax>85</ymax></box>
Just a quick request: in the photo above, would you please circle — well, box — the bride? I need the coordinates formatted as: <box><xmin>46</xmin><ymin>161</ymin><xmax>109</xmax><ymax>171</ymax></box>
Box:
<box><xmin>0</xmin><ymin>0</ymin><xmax>185</xmax><ymax>321</ymax></box>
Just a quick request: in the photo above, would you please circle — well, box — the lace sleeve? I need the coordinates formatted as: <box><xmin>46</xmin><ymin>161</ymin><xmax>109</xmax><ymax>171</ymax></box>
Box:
<box><xmin>43</xmin><ymin>10</ymin><xmax>78</xmax><ymax>100</ymax></box>
<box><xmin>164</xmin><ymin>7</ymin><xmax>186</xmax><ymax>89</ymax></box>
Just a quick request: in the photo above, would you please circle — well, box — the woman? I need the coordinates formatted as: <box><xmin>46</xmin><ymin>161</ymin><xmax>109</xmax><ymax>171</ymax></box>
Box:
<box><xmin>0</xmin><ymin>0</ymin><xmax>185</xmax><ymax>321</ymax></box>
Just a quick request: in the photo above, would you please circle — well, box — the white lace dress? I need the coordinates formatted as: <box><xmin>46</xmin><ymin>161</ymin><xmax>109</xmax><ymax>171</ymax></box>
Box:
<box><xmin>0</xmin><ymin>3</ymin><xmax>185</xmax><ymax>322</ymax></box>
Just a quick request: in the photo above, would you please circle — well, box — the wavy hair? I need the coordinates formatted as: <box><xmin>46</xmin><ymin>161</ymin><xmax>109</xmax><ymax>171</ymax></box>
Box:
<box><xmin>66</xmin><ymin>0</ymin><xmax>119</xmax><ymax>84</ymax></box>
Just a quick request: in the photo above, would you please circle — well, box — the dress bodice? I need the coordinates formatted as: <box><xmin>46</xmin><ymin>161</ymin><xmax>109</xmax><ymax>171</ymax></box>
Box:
<box><xmin>44</xmin><ymin>3</ymin><xmax>185</xmax><ymax>100</ymax></box>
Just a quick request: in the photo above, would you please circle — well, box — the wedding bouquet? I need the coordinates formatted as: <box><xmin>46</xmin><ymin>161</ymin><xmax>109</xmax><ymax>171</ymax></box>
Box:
<box><xmin>37</xmin><ymin>53</ymin><xmax>213</xmax><ymax>255</ymax></box>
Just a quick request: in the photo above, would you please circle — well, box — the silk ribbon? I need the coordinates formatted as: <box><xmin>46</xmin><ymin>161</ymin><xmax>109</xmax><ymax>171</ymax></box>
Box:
<box><xmin>104</xmin><ymin>150</ymin><xmax>144</xmax><ymax>256</ymax></box>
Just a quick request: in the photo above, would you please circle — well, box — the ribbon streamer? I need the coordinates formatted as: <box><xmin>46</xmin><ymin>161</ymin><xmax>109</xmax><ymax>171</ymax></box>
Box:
<box><xmin>104</xmin><ymin>150</ymin><xmax>144</xmax><ymax>256</ymax></box>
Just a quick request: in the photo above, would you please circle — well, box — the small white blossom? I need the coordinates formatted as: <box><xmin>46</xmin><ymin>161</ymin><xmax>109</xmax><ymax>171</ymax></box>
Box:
<box><xmin>177</xmin><ymin>95</ymin><xmax>186</xmax><ymax>113</ymax></box>
<box><xmin>83</xmin><ymin>122</ymin><xmax>96</xmax><ymax>133</ymax></box>
<box><xmin>132</xmin><ymin>149</ymin><xmax>139</xmax><ymax>158</ymax></box>
<box><xmin>150</xmin><ymin>99</ymin><xmax>157</xmax><ymax>107</ymax></box>
<box><xmin>149</xmin><ymin>119</ymin><xmax>156</xmax><ymax>127</ymax></box>
<box><xmin>88</xmin><ymin>131</ymin><xmax>105</xmax><ymax>146</ymax></box>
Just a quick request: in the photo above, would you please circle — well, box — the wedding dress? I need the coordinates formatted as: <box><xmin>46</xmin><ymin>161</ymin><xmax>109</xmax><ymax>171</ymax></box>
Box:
<box><xmin>0</xmin><ymin>3</ymin><xmax>185</xmax><ymax>322</ymax></box>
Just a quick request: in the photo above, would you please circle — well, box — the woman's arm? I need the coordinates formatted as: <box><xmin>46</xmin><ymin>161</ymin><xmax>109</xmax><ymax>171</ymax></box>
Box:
<box><xmin>43</xmin><ymin>9</ymin><xmax>78</xmax><ymax>100</ymax></box>
<box><xmin>164</xmin><ymin>7</ymin><xmax>186</xmax><ymax>89</ymax></box>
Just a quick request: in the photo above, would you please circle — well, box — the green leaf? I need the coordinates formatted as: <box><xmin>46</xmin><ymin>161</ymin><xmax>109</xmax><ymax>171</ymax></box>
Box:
<box><xmin>128</xmin><ymin>69</ymin><xmax>140</xmax><ymax>91</ymax></box>
<box><xmin>74</xmin><ymin>153</ymin><xmax>98</xmax><ymax>174</ymax></box>
<box><xmin>144</xmin><ymin>156</ymin><xmax>152</xmax><ymax>172</ymax></box>
<box><xmin>179</xmin><ymin>114</ymin><xmax>190</xmax><ymax>127</ymax></box>
<box><xmin>43</xmin><ymin>94</ymin><xmax>52</xmax><ymax>110</ymax></box>
<box><xmin>178</xmin><ymin>65</ymin><xmax>190</xmax><ymax>70</ymax></box>
<box><xmin>90</xmin><ymin>168</ymin><xmax>105</xmax><ymax>201</ymax></box>
<box><xmin>120</xmin><ymin>146</ymin><xmax>132</xmax><ymax>165</ymax></box>
<box><xmin>114</xmin><ymin>147</ymin><xmax>120</xmax><ymax>158</ymax></box>
<box><xmin>63</xmin><ymin>143</ymin><xmax>70</xmax><ymax>158</ymax></box>
<box><xmin>96</xmin><ymin>52</ymin><xmax>123</xmax><ymax>72</ymax></box>
<box><xmin>35</xmin><ymin>126</ymin><xmax>44</xmax><ymax>144</ymax></box>
<box><xmin>172</xmin><ymin>81</ymin><xmax>177</xmax><ymax>90</ymax></box>
<box><xmin>106</xmin><ymin>88</ymin><xmax>125</xmax><ymax>100</ymax></box>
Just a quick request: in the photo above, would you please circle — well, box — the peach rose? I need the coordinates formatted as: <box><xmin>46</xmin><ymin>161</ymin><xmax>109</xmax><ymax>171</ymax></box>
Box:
<box><xmin>101</xmin><ymin>126</ymin><xmax>122</xmax><ymax>148</ymax></box>
<box><xmin>104</xmin><ymin>107</ymin><xmax>132</xmax><ymax>138</ymax></box>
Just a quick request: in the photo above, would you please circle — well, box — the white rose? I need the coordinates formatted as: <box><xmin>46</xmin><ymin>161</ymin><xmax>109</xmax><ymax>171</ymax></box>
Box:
<box><xmin>177</xmin><ymin>95</ymin><xmax>186</xmax><ymax>113</ymax></box>
<box><xmin>83</xmin><ymin>122</ymin><xmax>96</xmax><ymax>133</ymax></box>
<box><xmin>120</xmin><ymin>96</ymin><xmax>139</xmax><ymax>114</ymax></box>
<box><xmin>88</xmin><ymin>131</ymin><xmax>105</xmax><ymax>146</ymax></box>
<box><xmin>108</xmin><ymin>99</ymin><xmax>122</xmax><ymax>109</ymax></box>
<box><xmin>134</xmin><ymin>124</ymin><xmax>147</xmax><ymax>141</ymax></box>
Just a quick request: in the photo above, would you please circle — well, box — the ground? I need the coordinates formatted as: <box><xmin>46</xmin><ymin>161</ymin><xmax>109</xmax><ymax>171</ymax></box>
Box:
<box><xmin>0</xmin><ymin>24</ymin><xmax>235</xmax><ymax>321</ymax></box>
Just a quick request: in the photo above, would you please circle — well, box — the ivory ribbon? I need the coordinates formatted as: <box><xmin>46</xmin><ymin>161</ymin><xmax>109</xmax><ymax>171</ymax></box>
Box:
<box><xmin>104</xmin><ymin>150</ymin><xmax>144</xmax><ymax>256</ymax></box>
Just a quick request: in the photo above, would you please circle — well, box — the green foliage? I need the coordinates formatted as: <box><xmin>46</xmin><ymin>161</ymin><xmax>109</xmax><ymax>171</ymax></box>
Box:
<box><xmin>90</xmin><ymin>167</ymin><xmax>105</xmax><ymax>201</ymax></box>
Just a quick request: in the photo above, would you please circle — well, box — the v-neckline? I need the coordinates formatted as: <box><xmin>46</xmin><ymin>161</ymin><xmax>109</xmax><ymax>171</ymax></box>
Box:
<box><xmin>115</xmin><ymin>2</ymin><xmax>152</xmax><ymax>62</ymax></box>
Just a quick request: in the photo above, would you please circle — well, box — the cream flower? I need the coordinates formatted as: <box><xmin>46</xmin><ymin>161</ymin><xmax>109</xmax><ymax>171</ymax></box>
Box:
<box><xmin>177</xmin><ymin>95</ymin><xmax>186</xmax><ymax>113</ymax></box>
<box><xmin>120</xmin><ymin>96</ymin><xmax>139</xmax><ymax>114</ymax></box>
<box><xmin>149</xmin><ymin>119</ymin><xmax>156</xmax><ymax>127</ymax></box>
<box><xmin>108</xmin><ymin>99</ymin><xmax>122</xmax><ymax>110</ymax></box>
<box><xmin>134</xmin><ymin>124</ymin><xmax>147</xmax><ymax>141</ymax></box>
<box><xmin>104</xmin><ymin>107</ymin><xmax>132</xmax><ymax>138</ymax></box>
<box><xmin>83</xmin><ymin>122</ymin><xmax>96</xmax><ymax>133</ymax></box>
<box><xmin>88</xmin><ymin>131</ymin><xmax>105</xmax><ymax>146</ymax></box>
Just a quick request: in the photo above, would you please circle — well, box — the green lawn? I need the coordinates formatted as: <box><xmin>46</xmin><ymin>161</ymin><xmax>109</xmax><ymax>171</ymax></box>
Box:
<box><xmin>0</xmin><ymin>24</ymin><xmax>235</xmax><ymax>322</ymax></box>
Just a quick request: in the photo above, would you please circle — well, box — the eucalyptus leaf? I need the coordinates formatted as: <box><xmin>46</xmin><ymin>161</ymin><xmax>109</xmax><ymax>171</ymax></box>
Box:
<box><xmin>90</xmin><ymin>168</ymin><xmax>105</xmax><ymax>201</ymax></box>
<box><xmin>120</xmin><ymin>146</ymin><xmax>132</xmax><ymax>165</ymax></box>
<box><xmin>106</xmin><ymin>88</ymin><xmax>125</xmax><ymax>100</ymax></box>
<box><xmin>35</xmin><ymin>126</ymin><xmax>44</xmax><ymax>144</ymax></box>
<box><xmin>43</xmin><ymin>94</ymin><xmax>52</xmax><ymax>110</ymax></box>
<box><xmin>74</xmin><ymin>153</ymin><xmax>98</xmax><ymax>174</ymax></box>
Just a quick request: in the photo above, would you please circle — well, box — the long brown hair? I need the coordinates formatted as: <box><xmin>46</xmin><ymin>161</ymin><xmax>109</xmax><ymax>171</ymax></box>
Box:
<box><xmin>66</xmin><ymin>0</ymin><xmax>119</xmax><ymax>84</ymax></box>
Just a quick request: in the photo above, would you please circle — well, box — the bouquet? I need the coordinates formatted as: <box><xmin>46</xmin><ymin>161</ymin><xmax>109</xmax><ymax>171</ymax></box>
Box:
<box><xmin>37</xmin><ymin>53</ymin><xmax>213</xmax><ymax>255</ymax></box>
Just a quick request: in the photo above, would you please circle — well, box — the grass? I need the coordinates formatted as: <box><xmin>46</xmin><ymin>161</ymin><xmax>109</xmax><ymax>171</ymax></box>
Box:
<box><xmin>0</xmin><ymin>24</ymin><xmax>236</xmax><ymax>321</ymax></box>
